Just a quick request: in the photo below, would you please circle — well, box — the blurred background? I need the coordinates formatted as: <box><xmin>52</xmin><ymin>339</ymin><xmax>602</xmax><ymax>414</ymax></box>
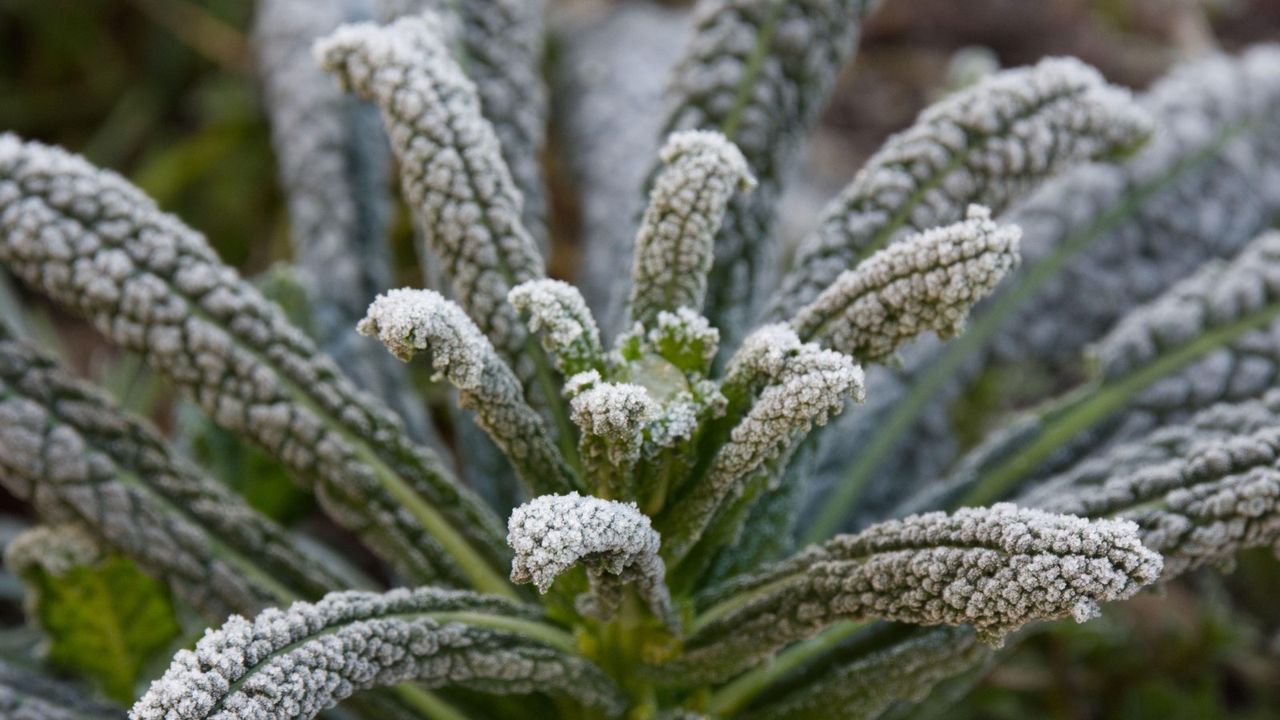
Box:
<box><xmin>2</xmin><ymin>0</ymin><xmax>1280</xmax><ymax>717</ymax></box>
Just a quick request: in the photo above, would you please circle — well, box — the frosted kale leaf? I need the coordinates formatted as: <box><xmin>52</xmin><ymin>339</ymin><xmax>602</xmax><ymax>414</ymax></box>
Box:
<box><xmin>648</xmin><ymin>0</ymin><xmax>881</xmax><ymax>341</ymax></box>
<box><xmin>509</xmin><ymin>279</ymin><xmax>606</xmax><ymax>378</ymax></box>
<box><xmin>376</xmin><ymin>0</ymin><xmax>551</xmax><ymax>247</ymax></box>
<box><xmin>0</xmin><ymin>330</ymin><xmax>350</xmax><ymax>617</ymax></box>
<box><xmin>658</xmin><ymin>324</ymin><xmax>865</xmax><ymax>567</ymax></box>
<box><xmin>806</xmin><ymin>45</ymin><xmax>1280</xmax><ymax>541</ymax></box>
<box><xmin>0</xmin><ymin>133</ymin><xmax>506</xmax><ymax>593</ymax></box>
<box><xmin>360</xmin><ymin>288</ymin><xmax>576</xmax><ymax>496</ymax></box>
<box><xmin>993</xmin><ymin>45</ymin><xmax>1280</xmax><ymax>365</ymax></box>
<box><xmin>1025</xmin><ymin>408</ymin><xmax>1280</xmax><ymax>579</ymax></box>
<box><xmin>130</xmin><ymin>588</ymin><xmax>624</xmax><ymax>720</ymax></box>
<box><xmin>790</xmin><ymin>205</ymin><xmax>1021</xmax><ymax>363</ymax></box>
<box><xmin>568</xmin><ymin>381</ymin><xmax>660</xmax><ymax>500</ymax></box>
<box><xmin>677</xmin><ymin>504</ymin><xmax>1160</xmax><ymax>682</ymax></box>
<box><xmin>771</xmin><ymin>56</ymin><xmax>1152</xmax><ymax>320</ymax></box>
<box><xmin>938</xmin><ymin>230</ymin><xmax>1280</xmax><ymax>511</ymax></box>
<box><xmin>627</xmin><ymin>130</ymin><xmax>756</xmax><ymax>328</ymax></box>
<box><xmin>508</xmin><ymin>492</ymin><xmax>674</xmax><ymax>627</ymax></box>
<box><xmin>317</xmin><ymin>13</ymin><xmax>545</xmax><ymax>365</ymax></box>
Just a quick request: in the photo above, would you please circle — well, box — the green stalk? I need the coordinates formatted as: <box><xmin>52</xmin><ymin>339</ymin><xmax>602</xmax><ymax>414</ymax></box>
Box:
<box><xmin>304</xmin><ymin>393</ymin><xmax>516</xmax><ymax>599</ymax></box>
<box><xmin>956</xmin><ymin>299</ymin><xmax>1280</xmax><ymax>508</ymax></box>
<box><xmin>391</xmin><ymin>685</ymin><xmax>473</xmax><ymax>720</ymax></box>
<box><xmin>804</xmin><ymin>121</ymin><xmax>1251</xmax><ymax>543</ymax></box>
<box><xmin>705</xmin><ymin>620</ymin><xmax>869</xmax><ymax>717</ymax></box>
<box><xmin>526</xmin><ymin>333</ymin><xmax>584</xmax><ymax>477</ymax></box>
<box><xmin>717</xmin><ymin>1</ymin><xmax>786</xmax><ymax>141</ymax></box>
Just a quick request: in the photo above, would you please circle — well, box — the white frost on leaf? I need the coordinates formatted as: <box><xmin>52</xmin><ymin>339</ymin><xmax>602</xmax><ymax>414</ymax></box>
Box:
<box><xmin>360</xmin><ymin>288</ymin><xmax>575</xmax><ymax>495</ymax></box>
<box><xmin>660</xmin><ymin>325</ymin><xmax>865</xmax><ymax>565</ymax></box>
<box><xmin>657</xmin><ymin>0</ymin><xmax>880</xmax><ymax>341</ymax></box>
<box><xmin>790</xmin><ymin>205</ymin><xmax>1022</xmax><ymax>363</ymax></box>
<box><xmin>509</xmin><ymin>279</ymin><xmax>605</xmax><ymax>377</ymax></box>
<box><xmin>678</xmin><ymin>503</ymin><xmax>1162</xmax><ymax>682</ymax></box>
<box><xmin>507</xmin><ymin>492</ymin><xmax>674</xmax><ymax>627</ymax></box>
<box><xmin>360</xmin><ymin>288</ymin><xmax>490</xmax><ymax>380</ymax></box>
<box><xmin>317</xmin><ymin>13</ymin><xmax>545</xmax><ymax>363</ymax></box>
<box><xmin>772</xmin><ymin>56</ymin><xmax>1152</xmax><ymax>320</ymax></box>
<box><xmin>1093</xmin><ymin>230</ymin><xmax>1280</xmax><ymax>381</ymax></box>
<box><xmin>0</xmin><ymin>133</ymin><xmax>499</xmax><ymax>587</ymax></box>
<box><xmin>570</xmin><ymin>383</ymin><xmax>659</xmax><ymax>463</ymax></box>
<box><xmin>130</xmin><ymin>587</ymin><xmax>624</xmax><ymax>720</ymax></box>
<box><xmin>1028</xmin><ymin>417</ymin><xmax>1280</xmax><ymax>581</ymax></box>
<box><xmin>628</xmin><ymin>130</ymin><xmax>755</xmax><ymax>327</ymax></box>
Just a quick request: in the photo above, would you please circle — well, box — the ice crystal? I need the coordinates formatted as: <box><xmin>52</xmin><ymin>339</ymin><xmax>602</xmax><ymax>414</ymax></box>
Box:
<box><xmin>131</xmin><ymin>588</ymin><xmax>624</xmax><ymax>720</ymax></box>
<box><xmin>360</xmin><ymin>288</ymin><xmax>574</xmax><ymax>495</ymax></box>
<box><xmin>318</xmin><ymin>13</ymin><xmax>545</xmax><ymax>363</ymax></box>
<box><xmin>679</xmin><ymin>504</ymin><xmax>1160</xmax><ymax>681</ymax></box>
<box><xmin>508</xmin><ymin>492</ymin><xmax>673</xmax><ymax>626</ymax></box>
<box><xmin>628</xmin><ymin>130</ymin><xmax>756</xmax><ymax>328</ymax></box>
<box><xmin>790</xmin><ymin>205</ymin><xmax>1021</xmax><ymax>363</ymax></box>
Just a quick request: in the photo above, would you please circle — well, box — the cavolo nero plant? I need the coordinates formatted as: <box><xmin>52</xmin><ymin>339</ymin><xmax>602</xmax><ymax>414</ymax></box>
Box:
<box><xmin>0</xmin><ymin>1</ymin><xmax>1278</xmax><ymax>719</ymax></box>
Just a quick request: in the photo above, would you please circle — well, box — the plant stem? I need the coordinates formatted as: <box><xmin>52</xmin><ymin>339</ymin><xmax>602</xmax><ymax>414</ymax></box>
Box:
<box><xmin>706</xmin><ymin>620</ymin><xmax>869</xmax><ymax>716</ymax></box>
<box><xmin>958</xmin><ymin>299</ymin><xmax>1280</xmax><ymax>508</ymax></box>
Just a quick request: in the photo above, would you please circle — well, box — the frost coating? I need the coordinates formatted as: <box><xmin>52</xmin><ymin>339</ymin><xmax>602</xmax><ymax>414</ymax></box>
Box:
<box><xmin>772</xmin><ymin>56</ymin><xmax>1152</xmax><ymax>320</ymax></box>
<box><xmin>360</xmin><ymin>288</ymin><xmax>574</xmax><ymax>496</ymax></box>
<box><xmin>254</xmin><ymin>0</ymin><xmax>433</xmax><ymax>444</ymax></box>
<box><xmin>572</xmin><ymin>383</ymin><xmax>659</xmax><ymax>488</ymax></box>
<box><xmin>509</xmin><ymin>279</ymin><xmax>605</xmax><ymax>377</ymax></box>
<box><xmin>317</xmin><ymin>14</ymin><xmax>545</xmax><ymax>363</ymax></box>
<box><xmin>1021</xmin><ymin>389</ymin><xmax>1280</xmax><ymax>510</ymax></box>
<box><xmin>508</xmin><ymin>492</ymin><xmax>673</xmax><ymax>626</ymax></box>
<box><xmin>654</xmin><ymin>0</ymin><xmax>880</xmax><ymax>340</ymax></box>
<box><xmin>0</xmin><ymin>333</ymin><xmax>348</xmax><ymax>618</ymax></box>
<box><xmin>130</xmin><ymin>587</ymin><xmax>624</xmax><ymax>720</ymax></box>
<box><xmin>0</xmin><ymin>661</ymin><xmax>120</xmax><ymax>720</ymax></box>
<box><xmin>660</xmin><ymin>325</ymin><xmax>864</xmax><ymax>565</ymax></box>
<box><xmin>570</xmin><ymin>384</ymin><xmax>659</xmax><ymax>457</ymax></box>
<box><xmin>377</xmin><ymin>0</ymin><xmax>551</xmax><ymax>247</ymax></box>
<box><xmin>790</xmin><ymin>205</ymin><xmax>1021</xmax><ymax>363</ymax></box>
<box><xmin>0</xmin><ymin>134</ymin><xmax>503</xmax><ymax>587</ymax></box>
<box><xmin>570</xmin><ymin>381</ymin><xmax>659</xmax><ymax>499</ymax></box>
<box><xmin>1094</xmin><ymin>231</ymin><xmax>1280</xmax><ymax>382</ymax></box>
<box><xmin>628</xmin><ymin>130</ymin><xmax>756</xmax><ymax>327</ymax></box>
<box><xmin>680</xmin><ymin>504</ymin><xmax>1161</xmax><ymax>681</ymax></box>
<box><xmin>970</xmin><ymin>230</ymin><xmax>1280</xmax><ymax>490</ymax></box>
<box><xmin>803</xmin><ymin>46</ymin><xmax>1280</xmax><ymax>535</ymax></box>
<box><xmin>992</xmin><ymin>45</ymin><xmax>1280</xmax><ymax>365</ymax></box>
<box><xmin>1026</xmin><ymin>415</ymin><xmax>1280</xmax><ymax>580</ymax></box>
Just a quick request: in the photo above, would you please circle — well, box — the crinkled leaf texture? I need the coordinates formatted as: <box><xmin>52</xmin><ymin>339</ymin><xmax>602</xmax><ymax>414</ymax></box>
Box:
<box><xmin>130</xmin><ymin>588</ymin><xmax>625</xmax><ymax>720</ymax></box>
<box><xmin>0</xmin><ymin>330</ymin><xmax>351</xmax><ymax>617</ymax></box>
<box><xmin>508</xmin><ymin>492</ymin><xmax>674</xmax><ymax>627</ymax></box>
<box><xmin>805</xmin><ymin>44</ymin><xmax>1280</xmax><ymax>538</ymax></box>
<box><xmin>673</xmin><ymin>503</ymin><xmax>1160</xmax><ymax>683</ymax></box>
<box><xmin>0</xmin><ymin>132</ymin><xmax>508</xmax><ymax>594</ymax></box>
